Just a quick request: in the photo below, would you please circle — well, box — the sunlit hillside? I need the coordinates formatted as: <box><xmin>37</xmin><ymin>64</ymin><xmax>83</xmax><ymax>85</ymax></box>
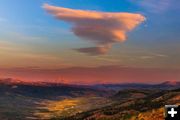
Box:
<box><xmin>62</xmin><ymin>88</ymin><xmax>180</xmax><ymax>120</ymax></box>
<box><xmin>34</xmin><ymin>97</ymin><xmax>112</xmax><ymax>119</ymax></box>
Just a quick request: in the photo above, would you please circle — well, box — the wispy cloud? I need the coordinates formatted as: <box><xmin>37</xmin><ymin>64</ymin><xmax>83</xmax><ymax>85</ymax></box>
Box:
<box><xmin>0</xmin><ymin>39</ymin><xmax>68</xmax><ymax>69</ymax></box>
<box><xmin>0</xmin><ymin>17</ymin><xmax>6</xmax><ymax>22</ymax></box>
<box><xmin>75</xmin><ymin>44</ymin><xmax>111</xmax><ymax>55</ymax></box>
<box><xmin>140</xmin><ymin>53</ymin><xmax>168</xmax><ymax>60</ymax></box>
<box><xmin>95</xmin><ymin>56</ymin><xmax>120</xmax><ymax>63</ymax></box>
<box><xmin>134</xmin><ymin>0</ymin><xmax>174</xmax><ymax>13</ymax></box>
<box><xmin>1</xmin><ymin>65</ymin><xmax>180</xmax><ymax>84</ymax></box>
<box><xmin>43</xmin><ymin>4</ymin><xmax>145</xmax><ymax>55</ymax></box>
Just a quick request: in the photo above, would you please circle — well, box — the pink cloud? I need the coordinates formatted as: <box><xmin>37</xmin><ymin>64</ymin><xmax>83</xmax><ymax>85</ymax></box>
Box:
<box><xmin>43</xmin><ymin>4</ymin><xmax>145</xmax><ymax>55</ymax></box>
<box><xmin>75</xmin><ymin>44</ymin><xmax>111</xmax><ymax>55</ymax></box>
<box><xmin>0</xmin><ymin>66</ymin><xmax>180</xmax><ymax>84</ymax></box>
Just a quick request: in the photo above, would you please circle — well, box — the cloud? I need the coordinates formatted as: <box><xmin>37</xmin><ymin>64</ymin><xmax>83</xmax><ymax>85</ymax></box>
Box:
<box><xmin>141</xmin><ymin>0</ymin><xmax>170</xmax><ymax>12</ymax></box>
<box><xmin>43</xmin><ymin>4</ymin><xmax>145</xmax><ymax>55</ymax></box>
<box><xmin>75</xmin><ymin>44</ymin><xmax>111</xmax><ymax>55</ymax></box>
<box><xmin>140</xmin><ymin>53</ymin><xmax>168</xmax><ymax>60</ymax></box>
<box><xmin>0</xmin><ymin>17</ymin><xmax>6</xmax><ymax>22</ymax></box>
<box><xmin>1</xmin><ymin>65</ymin><xmax>180</xmax><ymax>84</ymax></box>
<box><xmin>134</xmin><ymin>0</ymin><xmax>175</xmax><ymax>13</ymax></box>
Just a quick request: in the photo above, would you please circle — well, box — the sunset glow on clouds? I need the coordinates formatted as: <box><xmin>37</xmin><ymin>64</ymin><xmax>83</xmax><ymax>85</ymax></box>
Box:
<box><xmin>43</xmin><ymin>4</ymin><xmax>145</xmax><ymax>55</ymax></box>
<box><xmin>0</xmin><ymin>66</ymin><xmax>180</xmax><ymax>84</ymax></box>
<box><xmin>0</xmin><ymin>0</ymin><xmax>180</xmax><ymax>84</ymax></box>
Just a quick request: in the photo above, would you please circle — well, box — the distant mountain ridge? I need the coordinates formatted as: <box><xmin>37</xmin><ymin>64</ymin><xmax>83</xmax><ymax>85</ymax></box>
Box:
<box><xmin>0</xmin><ymin>78</ymin><xmax>83</xmax><ymax>87</ymax></box>
<box><xmin>1</xmin><ymin>78</ymin><xmax>179</xmax><ymax>89</ymax></box>
<box><xmin>92</xmin><ymin>81</ymin><xmax>180</xmax><ymax>91</ymax></box>
<box><xmin>0</xmin><ymin>78</ymin><xmax>112</xmax><ymax>100</ymax></box>
<box><xmin>159</xmin><ymin>80</ymin><xmax>180</xmax><ymax>86</ymax></box>
<box><xmin>1</xmin><ymin>78</ymin><xmax>179</xmax><ymax>100</ymax></box>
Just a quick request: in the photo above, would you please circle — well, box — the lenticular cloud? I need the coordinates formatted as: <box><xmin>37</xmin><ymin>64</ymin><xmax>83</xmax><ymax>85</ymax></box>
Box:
<box><xmin>43</xmin><ymin>4</ymin><xmax>145</xmax><ymax>55</ymax></box>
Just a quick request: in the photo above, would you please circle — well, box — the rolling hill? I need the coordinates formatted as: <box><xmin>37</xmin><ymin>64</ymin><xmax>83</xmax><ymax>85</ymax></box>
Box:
<box><xmin>61</xmin><ymin>88</ymin><xmax>180</xmax><ymax>120</ymax></box>
<box><xmin>0</xmin><ymin>78</ymin><xmax>179</xmax><ymax>120</ymax></box>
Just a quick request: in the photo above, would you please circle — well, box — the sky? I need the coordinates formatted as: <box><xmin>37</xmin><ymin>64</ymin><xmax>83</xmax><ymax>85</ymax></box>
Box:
<box><xmin>0</xmin><ymin>0</ymin><xmax>180</xmax><ymax>84</ymax></box>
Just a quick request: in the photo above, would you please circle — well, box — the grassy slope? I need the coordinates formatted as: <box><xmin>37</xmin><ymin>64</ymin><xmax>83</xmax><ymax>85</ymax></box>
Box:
<box><xmin>60</xmin><ymin>88</ymin><xmax>180</xmax><ymax>120</ymax></box>
<box><xmin>0</xmin><ymin>83</ymin><xmax>179</xmax><ymax>120</ymax></box>
<box><xmin>0</xmin><ymin>84</ymin><xmax>113</xmax><ymax>120</ymax></box>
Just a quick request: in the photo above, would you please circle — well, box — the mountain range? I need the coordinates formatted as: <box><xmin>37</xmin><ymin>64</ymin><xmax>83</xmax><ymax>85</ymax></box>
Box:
<box><xmin>0</xmin><ymin>78</ymin><xmax>179</xmax><ymax>120</ymax></box>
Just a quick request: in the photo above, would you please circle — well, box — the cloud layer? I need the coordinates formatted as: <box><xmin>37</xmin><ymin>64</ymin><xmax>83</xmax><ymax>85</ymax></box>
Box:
<box><xmin>43</xmin><ymin>4</ymin><xmax>145</xmax><ymax>55</ymax></box>
<box><xmin>1</xmin><ymin>66</ymin><xmax>180</xmax><ymax>84</ymax></box>
<box><xmin>137</xmin><ymin>0</ymin><xmax>172</xmax><ymax>13</ymax></box>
